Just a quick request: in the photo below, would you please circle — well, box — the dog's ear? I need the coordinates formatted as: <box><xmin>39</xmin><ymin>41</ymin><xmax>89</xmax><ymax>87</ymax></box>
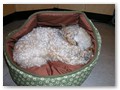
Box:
<box><xmin>60</xmin><ymin>25</ymin><xmax>78</xmax><ymax>46</ymax></box>
<box><xmin>66</xmin><ymin>37</ymin><xmax>77</xmax><ymax>46</ymax></box>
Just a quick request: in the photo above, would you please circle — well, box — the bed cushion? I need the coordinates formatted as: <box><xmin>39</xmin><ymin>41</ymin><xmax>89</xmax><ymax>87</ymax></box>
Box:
<box><xmin>5</xmin><ymin>12</ymin><xmax>97</xmax><ymax>76</ymax></box>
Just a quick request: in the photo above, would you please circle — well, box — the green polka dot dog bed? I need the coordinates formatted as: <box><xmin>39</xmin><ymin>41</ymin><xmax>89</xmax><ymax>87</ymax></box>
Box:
<box><xmin>4</xmin><ymin>11</ymin><xmax>101</xmax><ymax>86</ymax></box>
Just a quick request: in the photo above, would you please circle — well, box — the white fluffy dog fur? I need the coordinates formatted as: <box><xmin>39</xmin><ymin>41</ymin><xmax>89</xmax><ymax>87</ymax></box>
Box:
<box><xmin>13</xmin><ymin>24</ymin><xmax>93</xmax><ymax>68</ymax></box>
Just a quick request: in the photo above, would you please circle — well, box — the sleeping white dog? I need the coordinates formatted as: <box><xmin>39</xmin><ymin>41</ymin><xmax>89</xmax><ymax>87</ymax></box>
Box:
<box><xmin>13</xmin><ymin>24</ymin><xmax>93</xmax><ymax>68</ymax></box>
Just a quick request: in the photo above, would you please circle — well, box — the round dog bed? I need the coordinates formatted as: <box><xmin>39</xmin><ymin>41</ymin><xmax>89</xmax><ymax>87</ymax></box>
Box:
<box><xmin>4</xmin><ymin>11</ymin><xmax>101</xmax><ymax>86</ymax></box>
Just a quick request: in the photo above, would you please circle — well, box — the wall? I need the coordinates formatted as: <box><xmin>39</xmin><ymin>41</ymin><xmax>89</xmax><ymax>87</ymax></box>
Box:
<box><xmin>58</xmin><ymin>4</ymin><xmax>85</xmax><ymax>11</ymax></box>
<box><xmin>15</xmin><ymin>4</ymin><xmax>57</xmax><ymax>11</ymax></box>
<box><xmin>15</xmin><ymin>4</ymin><xmax>115</xmax><ymax>15</ymax></box>
<box><xmin>85</xmin><ymin>4</ymin><xmax>115</xmax><ymax>15</ymax></box>
<box><xmin>4</xmin><ymin>4</ymin><xmax>115</xmax><ymax>16</ymax></box>
<box><xmin>3</xmin><ymin>4</ymin><xmax>15</xmax><ymax>16</ymax></box>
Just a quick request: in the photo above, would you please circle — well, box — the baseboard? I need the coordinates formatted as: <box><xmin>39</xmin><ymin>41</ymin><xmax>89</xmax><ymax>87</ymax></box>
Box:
<box><xmin>3</xmin><ymin>13</ymin><xmax>16</xmax><ymax>25</ymax></box>
<box><xmin>3</xmin><ymin>8</ymin><xmax>114</xmax><ymax>26</ymax></box>
<box><xmin>84</xmin><ymin>12</ymin><xmax>113</xmax><ymax>23</ymax></box>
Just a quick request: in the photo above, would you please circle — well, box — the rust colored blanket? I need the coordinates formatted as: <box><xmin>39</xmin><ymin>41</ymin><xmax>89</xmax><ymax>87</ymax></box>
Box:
<box><xmin>5</xmin><ymin>12</ymin><xmax>96</xmax><ymax>76</ymax></box>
